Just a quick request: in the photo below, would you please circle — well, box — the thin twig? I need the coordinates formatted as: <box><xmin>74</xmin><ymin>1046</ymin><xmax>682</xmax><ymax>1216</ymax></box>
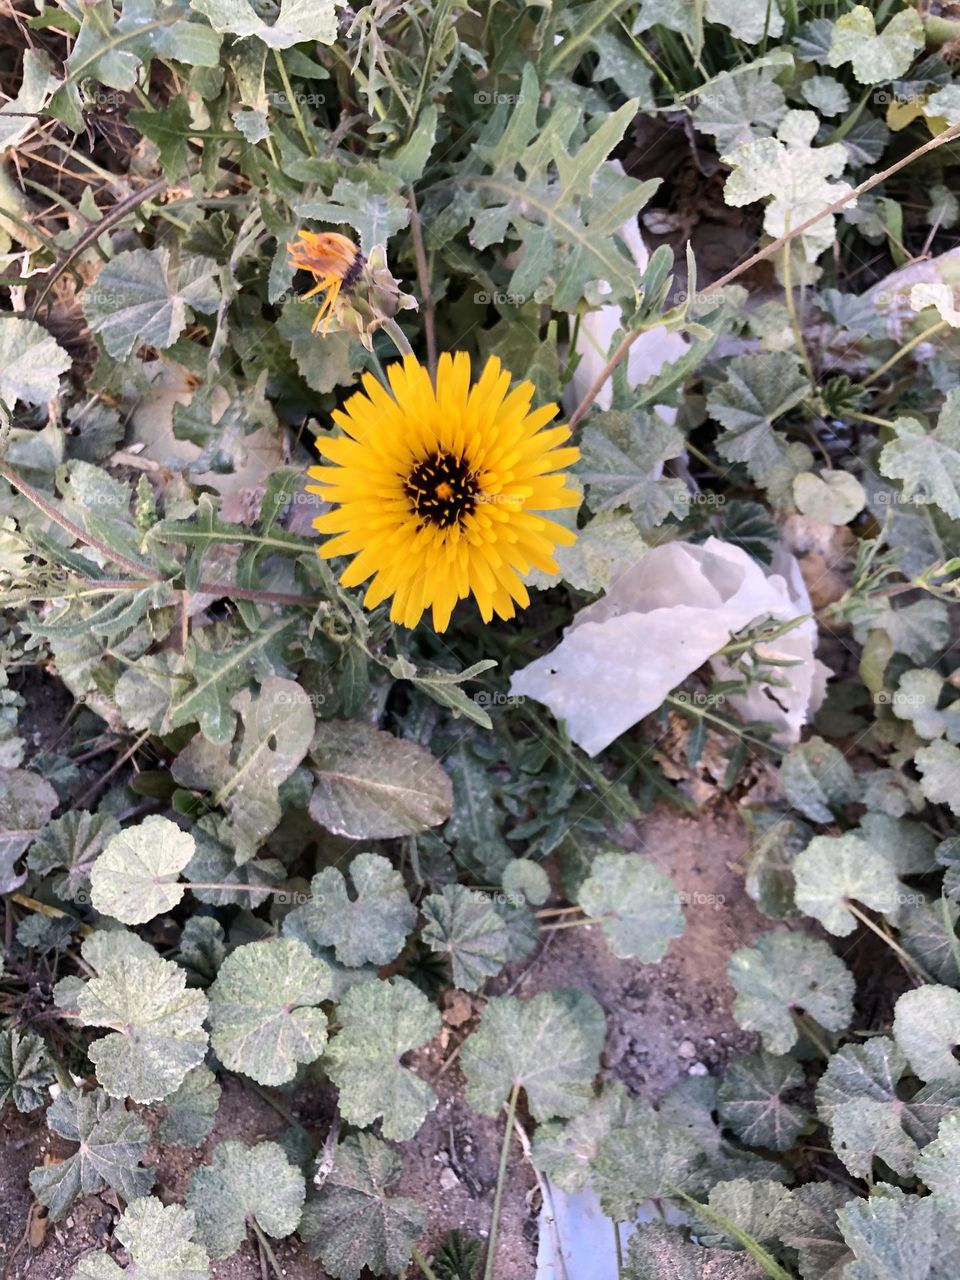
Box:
<box><xmin>483</xmin><ymin>1082</ymin><xmax>520</xmax><ymax>1280</ymax></box>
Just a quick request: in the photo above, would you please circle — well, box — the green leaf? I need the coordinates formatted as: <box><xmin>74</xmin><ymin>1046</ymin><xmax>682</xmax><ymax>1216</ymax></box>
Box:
<box><xmin>879</xmin><ymin>393</ymin><xmax>960</xmax><ymax>520</ymax></box>
<box><xmin>502</xmin><ymin>858</ymin><xmax>550</xmax><ymax>906</ymax></box>
<box><xmin>207</xmin><ymin>938</ymin><xmax>331</xmax><ymax>1086</ymax></box>
<box><xmin>729</xmin><ymin>930</ymin><xmax>855</xmax><ymax>1054</ymax></box>
<box><xmin>0</xmin><ymin>767</ymin><xmax>59</xmax><ymax>893</ymax></box>
<box><xmin>184</xmin><ymin>817</ymin><xmax>283</xmax><ymax>906</ymax></box>
<box><xmin>461</xmin><ymin>989</ymin><xmax>606</xmax><ymax>1120</ymax></box>
<box><xmin>90</xmin><ymin>815</ymin><xmax>194</xmax><ymax>925</ymax></box>
<box><xmin>793</xmin><ymin>833</ymin><xmax>904</xmax><ymax>936</ymax></box>
<box><xmin>420</xmin><ymin>883</ymin><xmax>511</xmax><ymax>991</ymax></box>
<box><xmin>838</xmin><ymin>1187</ymin><xmax>960</xmax><ymax>1280</ymax></box>
<box><xmin>299</xmin><ymin>1134</ymin><xmax>425</xmax><ymax>1280</ymax></box>
<box><xmin>0</xmin><ymin>49</ymin><xmax>57</xmax><ymax>150</ymax></box>
<box><xmin>716</xmin><ymin>1051</ymin><xmax>808</xmax><ymax>1152</ymax></box>
<box><xmin>324</xmin><ymin>977</ymin><xmax>440</xmax><ymax>1142</ymax></box>
<box><xmin>699</xmin><ymin>1177</ymin><xmax>792</xmax><ymax>1250</ymax></box>
<box><xmin>127</xmin><ymin>97</ymin><xmax>195</xmax><ymax>182</ymax></box>
<box><xmin>83</xmin><ymin>248</ymin><xmax>220</xmax><ymax>359</ymax></box>
<box><xmin>296</xmin><ymin>176</ymin><xmax>409</xmax><ymax>252</ymax></box>
<box><xmin>186</xmin><ymin>1140</ymin><xmax>305</xmax><ymax>1259</ymax></box>
<box><xmin>441</xmin><ymin>738</ymin><xmax>512</xmax><ymax>877</ymax></box>
<box><xmin>0</xmin><ymin>1029</ymin><xmax>53</xmax><ymax>1112</ymax></box>
<box><xmin>531</xmin><ymin>1081</ymin><xmax>636</xmax><ymax>1192</ymax></box>
<box><xmin>64</xmin><ymin>930</ymin><xmax>209</xmax><ymax>1102</ymax></box>
<box><xmin>915</xmin><ymin>740</ymin><xmax>960</xmax><ymax>815</ymax></box>
<box><xmin>894</xmin><ymin>986</ymin><xmax>960</xmax><ymax>1083</ymax></box>
<box><xmin>282</xmin><ymin>852</ymin><xmax>415</xmax><ymax>967</ymax></box>
<box><xmin>916</xmin><ymin>1113</ymin><xmax>960</xmax><ymax>1217</ymax></box>
<box><xmin>692</xmin><ymin>66</ymin><xmax>787</xmax><ymax>151</ymax></box>
<box><xmin>190</xmin><ymin>0</ymin><xmax>338</xmax><ymax>46</ymax></box>
<box><xmin>308</xmin><ymin>720</ymin><xmax>452</xmax><ymax>839</ymax></box>
<box><xmin>779</xmin><ymin>1182</ymin><xmax>852</xmax><ymax>1280</ymax></box>
<box><xmin>577</xmin><ymin>411</ymin><xmax>688</xmax><ymax>526</ymax></box>
<box><xmin>0</xmin><ymin>317</ymin><xmax>71</xmax><ymax>408</ymax></box>
<box><xmin>801</xmin><ymin>75</ymin><xmax>851</xmax><ymax>117</ymax></box>
<box><xmin>29</xmin><ymin>1087</ymin><xmax>153</xmax><ymax>1221</ymax></box>
<box><xmin>72</xmin><ymin>1196</ymin><xmax>209</xmax><ymax>1280</ymax></box>
<box><xmin>160</xmin><ymin>1065</ymin><xmax>221</xmax><ymax>1147</ymax></box>
<box><xmin>779</xmin><ymin>735</ymin><xmax>861</xmax><ymax>823</ymax></box>
<box><xmin>575</xmin><ymin>852</ymin><xmax>684</xmax><ymax>962</ymax></box>
<box><xmin>891</xmin><ymin>669</ymin><xmax>960</xmax><ymax>743</ymax></box>
<box><xmin>173</xmin><ymin>676</ymin><xmax>315</xmax><ymax>861</ymax></box>
<box><xmin>591</xmin><ymin>1103</ymin><xmax>704</xmax><ymax>1221</ymax></box>
<box><xmin>27</xmin><ymin>810</ymin><xmax>121</xmax><ymax>903</ymax></box>
<box><xmin>708</xmin><ymin>353</ymin><xmax>810</xmax><ymax>484</ymax></box>
<box><xmin>828</xmin><ymin>6</ymin><xmax>925</xmax><ymax>84</ymax></box>
<box><xmin>793</xmin><ymin>470</ymin><xmax>866</xmax><ymax>525</ymax></box>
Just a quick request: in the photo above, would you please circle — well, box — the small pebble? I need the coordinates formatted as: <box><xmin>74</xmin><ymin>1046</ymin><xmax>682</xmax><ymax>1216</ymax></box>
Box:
<box><xmin>677</xmin><ymin>1040</ymin><xmax>697</xmax><ymax>1059</ymax></box>
<box><xmin>688</xmin><ymin>1062</ymin><xmax>709</xmax><ymax>1076</ymax></box>
<box><xmin>439</xmin><ymin>1168</ymin><xmax>460</xmax><ymax>1192</ymax></box>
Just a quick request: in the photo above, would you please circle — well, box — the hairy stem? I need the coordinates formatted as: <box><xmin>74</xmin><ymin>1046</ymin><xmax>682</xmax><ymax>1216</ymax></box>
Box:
<box><xmin>483</xmin><ymin>1081</ymin><xmax>520</xmax><ymax>1280</ymax></box>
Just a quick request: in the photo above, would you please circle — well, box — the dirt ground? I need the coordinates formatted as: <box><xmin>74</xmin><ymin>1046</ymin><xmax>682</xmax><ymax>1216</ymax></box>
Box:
<box><xmin>0</xmin><ymin>801</ymin><xmax>765</xmax><ymax>1280</ymax></box>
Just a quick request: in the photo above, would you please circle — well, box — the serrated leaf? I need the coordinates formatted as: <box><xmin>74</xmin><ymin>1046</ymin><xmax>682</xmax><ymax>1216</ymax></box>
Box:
<box><xmin>779</xmin><ymin>736</ymin><xmax>861</xmax><ymax>822</ymax></box>
<box><xmin>700</xmin><ymin>1177</ymin><xmax>792</xmax><ymax>1248</ymax></box>
<box><xmin>531</xmin><ymin>1081</ymin><xmax>636</xmax><ymax>1192</ymax></box>
<box><xmin>187</xmin><ymin>1140</ymin><xmax>305</xmax><ymax>1259</ymax></box>
<box><xmin>916</xmin><ymin>1113</ymin><xmax>960</xmax><ymax>1217</ymax></box>
<box><xmin>324</xmin><ymin>977</ymin><xmax>439</xmax><ymax>1142</ymax></box>
<box><xmin>72</xmin><ymin>1196</ymin><xmax>209</xmax><ymax>1280</ymax></box>
<box><xmin>29</xmin><ymin>1088</ymin><xmax>153</xmax><ymax>1221</ymax></box>
<box><xmin>308</xmin><ymin>720</ymin><xmax>452</xmax><ymax>839</ymax></box>
<box><xmin>442</xmin><ymin>737</ymin><xmax>512</xmax><ymax>877</ymax></box>
<box><xmin>591</xmin><ymin>1102</ymin><xmax>704</xmax><ymax>1221</ymax></box>
<box><xmin>693</xmin><ymin>67</ymin><xmax>787</xmax><ymax>151</ymax></box>
<box><xmin>899</xmin><ymin>897</ymin><xmax>960</xmax><ymax>985</ymax></box>
<box><xmin>83</xmin><ymin>249</ymin><xmax>219</xmax><ymax>359</ymax></box>
<box><xmin>828</xmin><ymin>6</ymin><xmax>924</xmax><ymax>84</ymax></box>
<box><xmin>915</xmin><ymin>740</ymin><xmax>960</xmax><ymax>815</ymax></box>
<box><xmin>0</xmin><ymin>1029</ymin><xmax>54</xmax><ymax>1112</ymax></box>
<box><xmin>207</xmin><ymin>938</ymin><xmax>330</xmax><ymax>1086</ymax></box>
<box><xmin>420</xmin><ymin>883</ymin><xmax>511</xmax><ymax>991</ymax></box>
<box><xmin>708</xmin><ymin>353</ymin><xmax>810</xmax><ymax>484</ymax></box>
<box><xmin>299</xmin><ymin>1134</ymin><xmax>425</xmax><ymax>1280</ymax></box>
<box><xmin>296</xmin><ymin>176</ymin><xmax>409</xmax><ymax>253</ymax></box>
<box><xmin>190</xmin><ymin>0</ymin><xmax>337</xmax><ymax>46</ymax></box>
<box><xmin>729</xmin><ymin>930</ymin><xmax>855</xmax><ymax>1054</ymax></box>
<box><xmin>90</xmin><ymin>815</ymin><xmax>194</xmax><ymax>925</ymax></box>
<box><xmin>717</xmin><ymin>1051</ymin><xmax>808</xmax><ymax>1152</ymax></box>
<box><xmin>879</xmin><ymin>393</ymin><xmax>960</xmax><ymax>520</ymax></box>
<box><xmin>575</xmin><ymin>851</ymin><xmax>684</xmax><ymax>962</ymax></box>
<box><xmin>66</xmin><ymin>930</ymin><xmax>209</xmax><ymax>1102</ymax></box>
<box><xmin>173</xmin><ymin>677</ymin><xmax>314</xmax><ymax>861</ymax></box>
<box><xmin>894</xmin><ymin>986</ymin><xmax>960</xmax><ymax>1083</ymax></box>
<box><xmin>838</xmin><ymin>1186</ymin><xmax>960</xmax><ymax>1280</ymax></box>
<box><xmin>576</xmin><ymin>410</ymin><xmax>688</xmax><ymax>526</ymax></box>
<box><xmin>0</xmin><ymin>767</ymin><xmax>59</xmax><ymax>893</ymax></box>
<box><xmin>0</xmin><ymin>317</ymin><xmax>71</xmax><ymax>408</ymax></box>
<box><xmin>282</xmin><ymin>852</ymin><xmax>415</xmax><ymax>967</ymax></box>
<box><xmin>462</xmin><ymin>989</ymin><xmax>606</xmax><ymax>1120</ymax></box>
<box><xmin>793</xmin><ymin>833</ymin><xmax>904</xmax><ymax>936</ymax></box>
<box><xmin>779</xmin><ymin>1182</ymin><xmax>852</xmax><ymax>1280</ymax></box>
<box><xmin>160</xmin><ymin>1065</ymin><xmax>221</xmax><ymax>1147</ymax></box>
<box><xmin>28</xmin><ymin>810</ymin><xmax>121</xmax><ymax>903</ymax></box>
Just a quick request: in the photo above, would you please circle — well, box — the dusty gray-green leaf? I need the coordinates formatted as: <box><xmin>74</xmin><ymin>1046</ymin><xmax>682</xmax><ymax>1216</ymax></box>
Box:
<box><xmin>185</xmin><ymin>817</ymin><xmax>283</xmax><ymax>907</ymax></box>
<box><xmin>69</xmin><ymin>930</ymin><xmax>209</xmax><ymax>1102</ymax></box>
<box><xmin>729</xmin><ymin>930</ymin><xmax>855</xmax><ymax>1054</ymax></box>
<box><xmin>692</xmin><ymin>66</ymin><xmax>787</xmax><ymax>151</ymax></box>
<box><xmin>801</xmin><ymin>75</ymin><xmax>850</xmax><ymax>117</ymax></box>
<box><xmin>0</xmin><ymin>1029</ymin><xmax>53</xmax><ymax>1112</ymax></box>
<box><xmin>308</xmin><ymin>720</ymin><xmax>452</xmax><ymax>839</ymax></box>
<box><xmin>186</xmin><ymin>1140</ymin><xmax>305</xmax><ymax>1259</ymax></box>
<box><xmin>915</xmin><ymin>740</ymin><xmax>960</xmax><ymax>816</ymax></box>
<box><xmin>420</xmin><ymin>883</ymin><xmax>511</xmax><ymax>991</ymax></box>
<box><xmin>591</xmin><ymin>1102</ymin><xmax>704</xmax><ymax>1221</ymax></box>
<box><xmin>793</xmin><ymin>470</ymin><xmax>866</xmax><ymax>525</ymax></box>
<box><xmin>701</xmin><ymin>1177</ymin><xmax>792</xmax><ymax>1248</ymax></box>
<box><xmin>462</xmin><ymin>989</ymin><xmax>606</xmax><ymax>1121</ymax></box>
<box><xmin>779</xmin><ymin>1182</ymin><xmax>852</xmax><ymax>1280</ymax></box>
<box><xmin>160</xmin><ymin>1065</ymin><xmax>221</xmax><ymax>1147</ymax></box>
<box><xmin>90</xmin><ymin>815</ymin><xmax>194</xmax><ymax>925</ymax></box>
<box><xmin>29</xmin><ymin>1088</ymin><xmax>153</xmax><ymax>1221</ymax></box>
<box><xmin>780</xmin><ymin>736</ymin><xmax>860</xmax><ymax>822</ymax></box>
<box><xmin>891</xmin><ymin>669</ymin><xmax>960</xmax><ymax>743</ymax></box>
<box><xmin>0</xmin><ymin>317</ymin><xmax>71</xmax><ymax>408</ymax></box>
<box><xmin>716</xmin><ymin>1051</ymin><xmax>808</xmax><ymax>1151</ymax></box>
<box><xmin>324</xmin><ymin>977</ymin><xmax>439</xmax><ymax>1142</ymax></box>
<box><xmin>172</xmin><ymin>677</ymin><xmax>315</xmax><ymax>862</ymax></box>
<box><xmin>176</xmin><ymin>916</ymin><xmax>228</xmax><ymax>987</ymax></box>
<box><xmin>207</xmin><ymin>938</ymin><xmax>331</xmax><ymax>1086</ymax></box>
<box><xmin>916</xmin><ymin>1113</ymin><xmax>960</xmax><ymax>1217</ymax></box>
<box><xmin>531</xmin><ymin>1082</ymin><xmax>636</xmax><ymax>1192</ymax></box>
<box><xmin>299</xmin><ymin>1134</ymin><xmax>425</xmax><ymax>1280</ymax></box>
<box><xmin>577</xmin><ymin>411</ymin><xmax>688</xmax><ymax>526</ymax></box>
<box><xmin>296</xmin><ymin>177</ymin><xmax>409</xmax><ymax>254</ymax></box>
<box><xmin>83</xmin><ymin>249</ymin><xmax>219</xmax><ymax>359</ymax></box>
<box><xmin>793</xmin><ymin>833</ymin><xmax>904</xmax><ymax>936</ymax></box>
<box><xmin>709</xmin><ymin>354</ymin><xmax>810</xmax><ymax>484</ymax></box>
<box><xmin>879</xmin><ymin>393</ymin><xmax>960</xmax><ymax>520</ymax></box>
<box><xmin>828</xmin><ymin>5</ymin><xmax>924</xmax><ymax>84</ymax></box>
<box><xmin>502</xmin><ymin>858</ymin><xmax>550</xmax><ymax>906</ymax></box>
<box><xmin>72</xmin><ymin>1196</ymin><xmax>209</xmax><ymax>1280</ymax></box>
<box><xmin>576</xmin><ymin>852</ymin><xmax>684</xmax><ymax>962</ymax></box>
<box><xmin>190</xmin><ymin>0</ymin><xmax>338</xmax><ymax>46</ymax></box>
<box><xmin>282</xmin><ymin>852</ymin><xmax>415</xmax><ymax>967</ymax></box>
<box><xmin>0</xmin><ymin>767</ymin><xmax>59</xmax><ymax>893</ymax></box>
<box><xmin>894</xmin><ymin>986</ymin><xmax>960</xmax><ymax>1083</ymax></box>
<box><xmin>838</xmin><ymin>1187</ymin><xmax>960</xmax><ymax>1280</ymax></box>
<box><xmin>27</xmin><ymin>809</ymin><xmax>121</xmax><ymax>903</ymax></box>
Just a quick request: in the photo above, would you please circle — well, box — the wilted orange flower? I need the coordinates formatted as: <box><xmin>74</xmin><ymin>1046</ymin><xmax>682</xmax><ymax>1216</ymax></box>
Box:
<box><xmin>287</xmin><ymin>230</ymin><xmax>365</xmax><ymax>334</ymax></box>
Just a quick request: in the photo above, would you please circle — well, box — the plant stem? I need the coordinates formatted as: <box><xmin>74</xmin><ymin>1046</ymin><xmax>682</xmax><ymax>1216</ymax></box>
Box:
<box><xmin>408</xmin><ymin>191</ymin><xmax>437</xmax><ymax>377</ymax></box>
<box><xmin>613</xmin><ymin>1219</ymin><xmax>624</xmax><ymax>1277</ymax></box>
<box><xmin>248</xmin><ymin>1219</ymin><xmax>282</xmax><ymax>1280</ymax></box>
<box><xmin>863</xmin><ymin>319</ymin><xmax>950</xmax><ymax>387</ymax></box>
<box><xmin>567</xmin><ymin>122</ymin><xmax>960</xmax><ymax>431</ymax></box>
<box><xmin>382</xmin><ymin>314</ymin><xmax>414</xmax><ymax>358</ymax></box>
<box><xmin>540</xmin><ymin>915</ymin><xmax>606</xmax><ymax>932</ymax></box>
<box><xmin>411</xmin><ymin>1245</ymin><xmax>441</xmax><ymax>1280</ymax></box>
<box><xmin>271</xmin><ymin>49</ymin><xmax>316</xmax><ymax>157</ymax></box>
<box><xmin>781</xmin><ymin>236</ymin><xmax>815</xmax><ymax>385</ymax></box>
<box><xmin>846</xmin><ymin>410</ymin><xmax>898</xmax><ymax>429</ymax></box>
<box><xmin>845</xmin><ymin>902</ymin><xmax>932</xmax><ymax>984</ymax></box>
<box><xmin>483</xmin><ymin>1082</ymin><xmax>520</xmax><ymax>1280</ymax></box>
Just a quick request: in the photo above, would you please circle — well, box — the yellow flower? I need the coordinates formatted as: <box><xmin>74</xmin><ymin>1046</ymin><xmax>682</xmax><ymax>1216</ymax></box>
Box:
<box><xmin>307</xmin><ymin>353</ymin><xmax>581</xmax><ymax>632</ymax></box>
<box><xmin>287</xmin><ymin>230</ymin><xmax>364</xmax><ymax>333</ymax></box>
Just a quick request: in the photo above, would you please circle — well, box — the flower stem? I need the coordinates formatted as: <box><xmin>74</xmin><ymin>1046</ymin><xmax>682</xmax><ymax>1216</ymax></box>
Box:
<box><xmin>483</xmin><ymin>1082</ymin><xmax>520</xmax><ymax>1280</ymax></box>
<box><xmin>381</xmin><ymin>315</ymin><xmax>414</xmax><ymax>358</ymax></box>
<box><xmin>271</xmin><ymin>49</ymin><xmax>316</xmax><ymax>157</ymax></box>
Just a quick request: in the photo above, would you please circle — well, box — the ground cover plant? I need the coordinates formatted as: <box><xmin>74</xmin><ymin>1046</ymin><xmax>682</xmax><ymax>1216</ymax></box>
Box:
<box><xmin>3</xmin><ymin>0</ymin><xmax>960</xmax><ymax>1277</ymax></box>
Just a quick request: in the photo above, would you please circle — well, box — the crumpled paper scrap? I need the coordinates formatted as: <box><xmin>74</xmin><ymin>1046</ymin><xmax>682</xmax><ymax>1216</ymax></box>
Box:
<box><xmin>510</xmin><ymin>538</ymin><xmax>829</xmax><ymax>757</ymax></box>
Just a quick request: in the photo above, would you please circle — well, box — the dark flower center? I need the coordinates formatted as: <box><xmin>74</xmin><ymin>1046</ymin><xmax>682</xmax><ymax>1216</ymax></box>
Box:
<box><xmin>404</xmin><ymin>451</ymin><xmax>480</xmax><ymax>528</ymax></box>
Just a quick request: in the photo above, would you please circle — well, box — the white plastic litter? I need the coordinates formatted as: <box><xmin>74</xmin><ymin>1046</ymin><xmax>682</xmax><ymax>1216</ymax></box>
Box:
<box><xmin>510</xmin><ymin>537</ymin><xmax>829</xmax><ymax>757</ymax></box>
